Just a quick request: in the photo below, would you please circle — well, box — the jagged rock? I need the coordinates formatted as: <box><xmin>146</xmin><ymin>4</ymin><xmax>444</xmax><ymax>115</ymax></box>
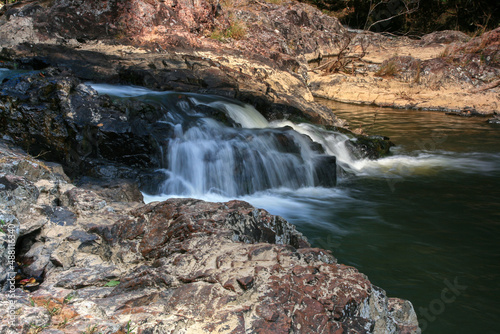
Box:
<box><xmin>346</xmin><ymin>135</ymin><xmax>395</xmax><ymax>160</ymax></box>
<box><xmin>0</xmin><ymin>69</ymin><xmax>163</xmax><ymax>178</ymax></box>
<box><xmin>0</xmin><ymin>143</ymin><xmax>420</xmax><ymax>333</ymax></box>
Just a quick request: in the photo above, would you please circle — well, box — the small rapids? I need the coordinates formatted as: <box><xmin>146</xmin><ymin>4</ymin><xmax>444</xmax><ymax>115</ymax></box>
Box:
<box><xmin>89</xmin><ymin>82</ymin><xmax>499</xmax><ymax>204</ymax></box>
<box><xmin>2</xmin><ymin>70</ymin><xmax>500</xmax><ymax>334</ymax></box>
<box><xmin>90</xmin><ymin>83</ymin><xmax>342</xmax><ymax>199</ymax></box>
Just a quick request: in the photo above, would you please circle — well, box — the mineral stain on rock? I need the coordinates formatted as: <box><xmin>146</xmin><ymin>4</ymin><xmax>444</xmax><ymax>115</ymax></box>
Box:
<box><xmin>0</xmin><ymin>139</ymin><xmax>420</xmax><ymax>333</ymax></box>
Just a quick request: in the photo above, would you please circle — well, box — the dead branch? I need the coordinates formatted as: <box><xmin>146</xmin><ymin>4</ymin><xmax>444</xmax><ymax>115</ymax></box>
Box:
<box><xmin>365</xmin><ymin>0</ymin><xmax>420</xmax><ymax>32</ymax></box>
<box><xmin>471</xmin><ymin>79</ymin><xmax>500</xmax><ymax>93</ymax></box>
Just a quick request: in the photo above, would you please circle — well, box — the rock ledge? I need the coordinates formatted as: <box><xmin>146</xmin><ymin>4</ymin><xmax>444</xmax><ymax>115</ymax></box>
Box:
<box><xmin>0</xmin><ymin>140</ymin><xmax>420</xmax><ymax>333</ymax></box>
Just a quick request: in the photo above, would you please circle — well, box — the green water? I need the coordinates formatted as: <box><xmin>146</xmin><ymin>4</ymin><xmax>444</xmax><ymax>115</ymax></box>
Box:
<box><xmin>310</xmin><ymin>100</ymin><xmax>500</xmax><ymax>334</ymax></box>
<box><xmin>87</xmin><ymin>79</ymin><xmax>500</xmax><ymax>333</ymax></box>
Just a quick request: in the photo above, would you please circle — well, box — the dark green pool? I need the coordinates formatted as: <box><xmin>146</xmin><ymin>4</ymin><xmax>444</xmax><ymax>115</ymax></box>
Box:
<box><xmin>89</xmin><ymin>80</ymin><xmax>500</xmax><ymax>333</ymax></box>
<box><xmin>309</xmin><ymin>100</ymin><xmax>500</xmax><ymax>334</ymax></box>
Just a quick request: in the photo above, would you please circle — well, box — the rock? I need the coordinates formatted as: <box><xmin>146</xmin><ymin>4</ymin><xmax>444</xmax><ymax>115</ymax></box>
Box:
<box><xmin>488</xmin><ymin>113</ymin><xmax>500</xmax><ymax>124</ymax></box>
<box><xmin>0</xmin><ymin>174</ymin><xmax>39</xmax><ymax>215</ymax></box>
<box><xmin>346</xmin><ymin>135</ymin><xmax>395</xmax><ymax>160</ymax></box>
<box><xmin>0</xmin><ymin>69</ymin><xmax>163</xmax><ymax>178</ymax></box>
<box><xmin>419</xmin><ymin>30</ymin><xmax>470</xmax><ymax>46</ymax></box>
<box><xmin>0</xmin><ymin>0</ymin><xmax>351</xmax><ymax>127</ymax></box>
<box><xmin>313</xmin><ymin>155</ymin><xmax>337</xmax><ymax>187</ymax></box>
<box><xmin>375</xmin><ymin>56</ymin><xmax>422</xmax><ymax>82</ymax></box>
<box><xmin>0</xmin><ymin>145</ymin><xmax>419</xmax><ymax>333</ymax></box>
<box><xmin>77</xmin><ymin>178</ymin><xmax>144</xmax><ymax>203</ymax></box>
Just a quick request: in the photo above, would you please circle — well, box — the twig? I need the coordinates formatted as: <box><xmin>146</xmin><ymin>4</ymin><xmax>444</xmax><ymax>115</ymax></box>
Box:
<box><xmin>365</xmin><ymin>0</ymin><xmax>420</xmax><ymax>32</ymax></box>
<box><xmin>471</xmin><ymin>79</ymin><xmax>500</xmax><ymax>93</ymax></box>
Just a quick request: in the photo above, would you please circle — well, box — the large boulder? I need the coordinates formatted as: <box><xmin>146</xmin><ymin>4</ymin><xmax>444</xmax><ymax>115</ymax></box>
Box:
<box><xmin>0</xmin><ymin>68</ymin><xmax>165</xmax><ymax>178</ymax></box>
<box><xmin>0</xmin><ymin>142</ymin><xmax>420</xmax><ymax>332</ymax></box>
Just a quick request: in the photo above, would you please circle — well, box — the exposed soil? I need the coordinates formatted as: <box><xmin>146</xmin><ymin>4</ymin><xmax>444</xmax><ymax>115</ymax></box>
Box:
<box><xmin>309</xmin><ymin>29</ymin><xmax>500</xmax><ymax>116</ymax></box>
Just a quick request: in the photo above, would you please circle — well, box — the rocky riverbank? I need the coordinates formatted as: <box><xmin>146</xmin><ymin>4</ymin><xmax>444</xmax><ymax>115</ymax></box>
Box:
<box><xmin>0</xmin><ymin>139</ymin><xmax>419</xmax><ymax>333</ymax></box>
<box><xmin>1</xmin><ymin>0</ymin><xmax>498</xmax><ymax>127</ymax></box>
<box><xmin>5</xmin><ymin>0</ymin><xmax>495</xmax><ymax>332</ymax></box>
<box><xmin>309</xmin><ymin>28</ymin><xmax>500</xmax><ymax>118</ymax></box>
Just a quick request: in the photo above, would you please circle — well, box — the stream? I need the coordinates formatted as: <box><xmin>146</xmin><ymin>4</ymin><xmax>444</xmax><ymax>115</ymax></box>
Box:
<box><xmin>89</xmin><ymin>84</ymin><xmax>500</xmax><ymax>334</ymax></box>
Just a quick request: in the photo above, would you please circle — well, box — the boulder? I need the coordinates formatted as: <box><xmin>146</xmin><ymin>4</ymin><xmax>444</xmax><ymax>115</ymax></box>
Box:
<box><xmin>0</xmin><ymin>68</ymin><xmax>163</xmax><ymax>178</ymax></box>
<box><xmin>0</xmin><ymin>142</ymin><xmax>419</xmax><ymax>333</ymax></box>
<box><xmin>346</xmin><ymin>135</ymin><xmax>395</xmax><ymax>160</ymax></box>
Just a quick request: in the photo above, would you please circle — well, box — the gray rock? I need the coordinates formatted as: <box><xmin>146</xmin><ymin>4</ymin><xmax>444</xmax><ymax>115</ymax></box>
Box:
<box><xmin>0</xmin><ymin>75</ymin><xmax>419</xmax><ymax>334</ymax></box>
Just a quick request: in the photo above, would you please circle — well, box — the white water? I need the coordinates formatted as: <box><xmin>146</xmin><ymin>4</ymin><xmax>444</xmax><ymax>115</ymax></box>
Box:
<box><xmin>269</xmin><ymin>119</ymin><xmax>498</xmax><ymax>178</ymax></box>
<box><xmin>0</xmin><ymin>68</ymin><xmax>22</xmax><ymax>82</ymax></box>
<box><xmin>88</xmin><ymin>83</ymin><xmax>499</xmax><ymax>220</ymax></box>
<box><xmin>159</xmin><ymin>119</ymin><xmax>321</xmax><ymax>196</ymax></box>
<box><xmin>87</xmin><ymin>83</ymin><xmax>165</xmax><ymax>97</ymax></box>
<box><xmin>190</xmin><ymin>97</ymin><xmax>269</xmax><ymax>129</ymax></box>
<box><xmin>89</xmin><ymin>83</ymin><xmax>340</xmax><ymax>198</ymax></box>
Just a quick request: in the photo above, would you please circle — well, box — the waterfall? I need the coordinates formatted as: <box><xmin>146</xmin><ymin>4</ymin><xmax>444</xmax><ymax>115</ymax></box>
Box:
<box><xmin>160</xmin><ymin>119</ymin><xmax>317</xmax><ymax>196</ymax></box>
<box><xmin>89</xmin><ymin>84</ymin><xmax>341</xmax><ymax>197</ymax></box>
<box><xmin>154</xmin><ymin>99</ymin><xmax>338</xmax><ymax>197</ymax></box>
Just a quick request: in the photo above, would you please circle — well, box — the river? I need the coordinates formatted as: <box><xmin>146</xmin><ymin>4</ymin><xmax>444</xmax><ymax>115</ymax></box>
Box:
<box><xmin>316</xmin><ymin>100</ymin><xmax>500</xmax><ymax>334</ymax></box>
<box><xmin>89</xmin><ymin>83</ymin><xmax>500</xmax><ymax>334</ymax></box>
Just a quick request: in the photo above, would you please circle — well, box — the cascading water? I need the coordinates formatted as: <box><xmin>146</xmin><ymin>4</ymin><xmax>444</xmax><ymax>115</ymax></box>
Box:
<box><xmin>89</xmin><ymin>83</ymin><xmax>499</xmax><ymax>198</ymax></box>
<box><xmin>4</xmin><ymin>73</ymin><xmax>499</xmax><ymax>333</ymax></box>
<box><xmin>161</xmin><ymin>119</ymin><xmax>319</xmax><ymax>196</ymax></box>
<box><xmin>90</xmin><ymin>83</ymin><xmax>340</xmax><ymax>199</ymax></box>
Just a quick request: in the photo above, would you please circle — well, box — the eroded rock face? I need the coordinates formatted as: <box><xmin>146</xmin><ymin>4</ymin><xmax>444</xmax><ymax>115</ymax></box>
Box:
<box><xmin>0</xmin><ymin>141</ymin><xmax>420</xmax><ymax>333</ymax></box>
<box><xmin>0</xmin><ymin>0</ymin><xmax>350</xmax><ymax>127</ymax></box>
<box><xmin>0</xmin><ymin>68</ymin><xmax>187</xmax><ymax>179</ymax></box>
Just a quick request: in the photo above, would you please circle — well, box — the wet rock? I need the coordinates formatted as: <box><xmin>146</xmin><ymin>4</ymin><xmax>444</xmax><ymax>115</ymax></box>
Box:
<box><xmin>0</xmin><ymin>143</ymin><xmax>420</xmax><ymax>333</ymax></box>
<box><xmin>346</xmin><ymin>135</ymin><xmax>394</xmax><ymax>160</ymax></box>
<box><xmin>0</xmin><ymin>69</ymin><xmax>162</xmax><ymax>178</ymax></box>
<box><xmin>488</xmin><ymin>113</ymin><xmax>500</xmax><ymax>124</ymax></box>
<box><xmin>313</xmin><ymin>155</ymin><xmax>337</xmax><ymax>187</ymax></box>
<box><xmin>137</xmin><ymin>170</ymin><xmax>169</xmax><ymax>195</ymax></box>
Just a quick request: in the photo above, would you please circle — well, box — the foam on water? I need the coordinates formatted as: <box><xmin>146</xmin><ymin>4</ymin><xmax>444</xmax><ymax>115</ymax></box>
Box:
<box><xmin>89</xmin><ymin>82</ymin><xmax>500</xmax><ymax>232</ymax></box>
<box><xmin>88</xmin><ymin>83</ymin><xmax>163</xmax><ymax>97</ymax></box>
<box><xmin>349</xmin><ymin>151</ymin><xmax>500</xmax><ymax>177</ymax></box>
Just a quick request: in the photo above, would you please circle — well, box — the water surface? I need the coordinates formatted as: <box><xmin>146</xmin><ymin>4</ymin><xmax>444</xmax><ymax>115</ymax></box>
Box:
<box><xmin>318</xmin><ymin>99</ymin><xmax>500</xmax><ymax>334</ymax></box>
<box><xmin>90</xmin><ymin>83</ymin><xmax>500</xmax><ymax>333</ymax></box>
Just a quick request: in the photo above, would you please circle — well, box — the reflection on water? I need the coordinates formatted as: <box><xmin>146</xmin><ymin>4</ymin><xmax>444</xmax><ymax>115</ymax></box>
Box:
<box><xmin>90</xmin><ymin>82</ymin><xmax>500</xmax><ymax>334</ymax></box>
<box><xmin>318</xmin><ymin>99</ymin><xmax>500</xmax><ymax>334</ymax></box>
